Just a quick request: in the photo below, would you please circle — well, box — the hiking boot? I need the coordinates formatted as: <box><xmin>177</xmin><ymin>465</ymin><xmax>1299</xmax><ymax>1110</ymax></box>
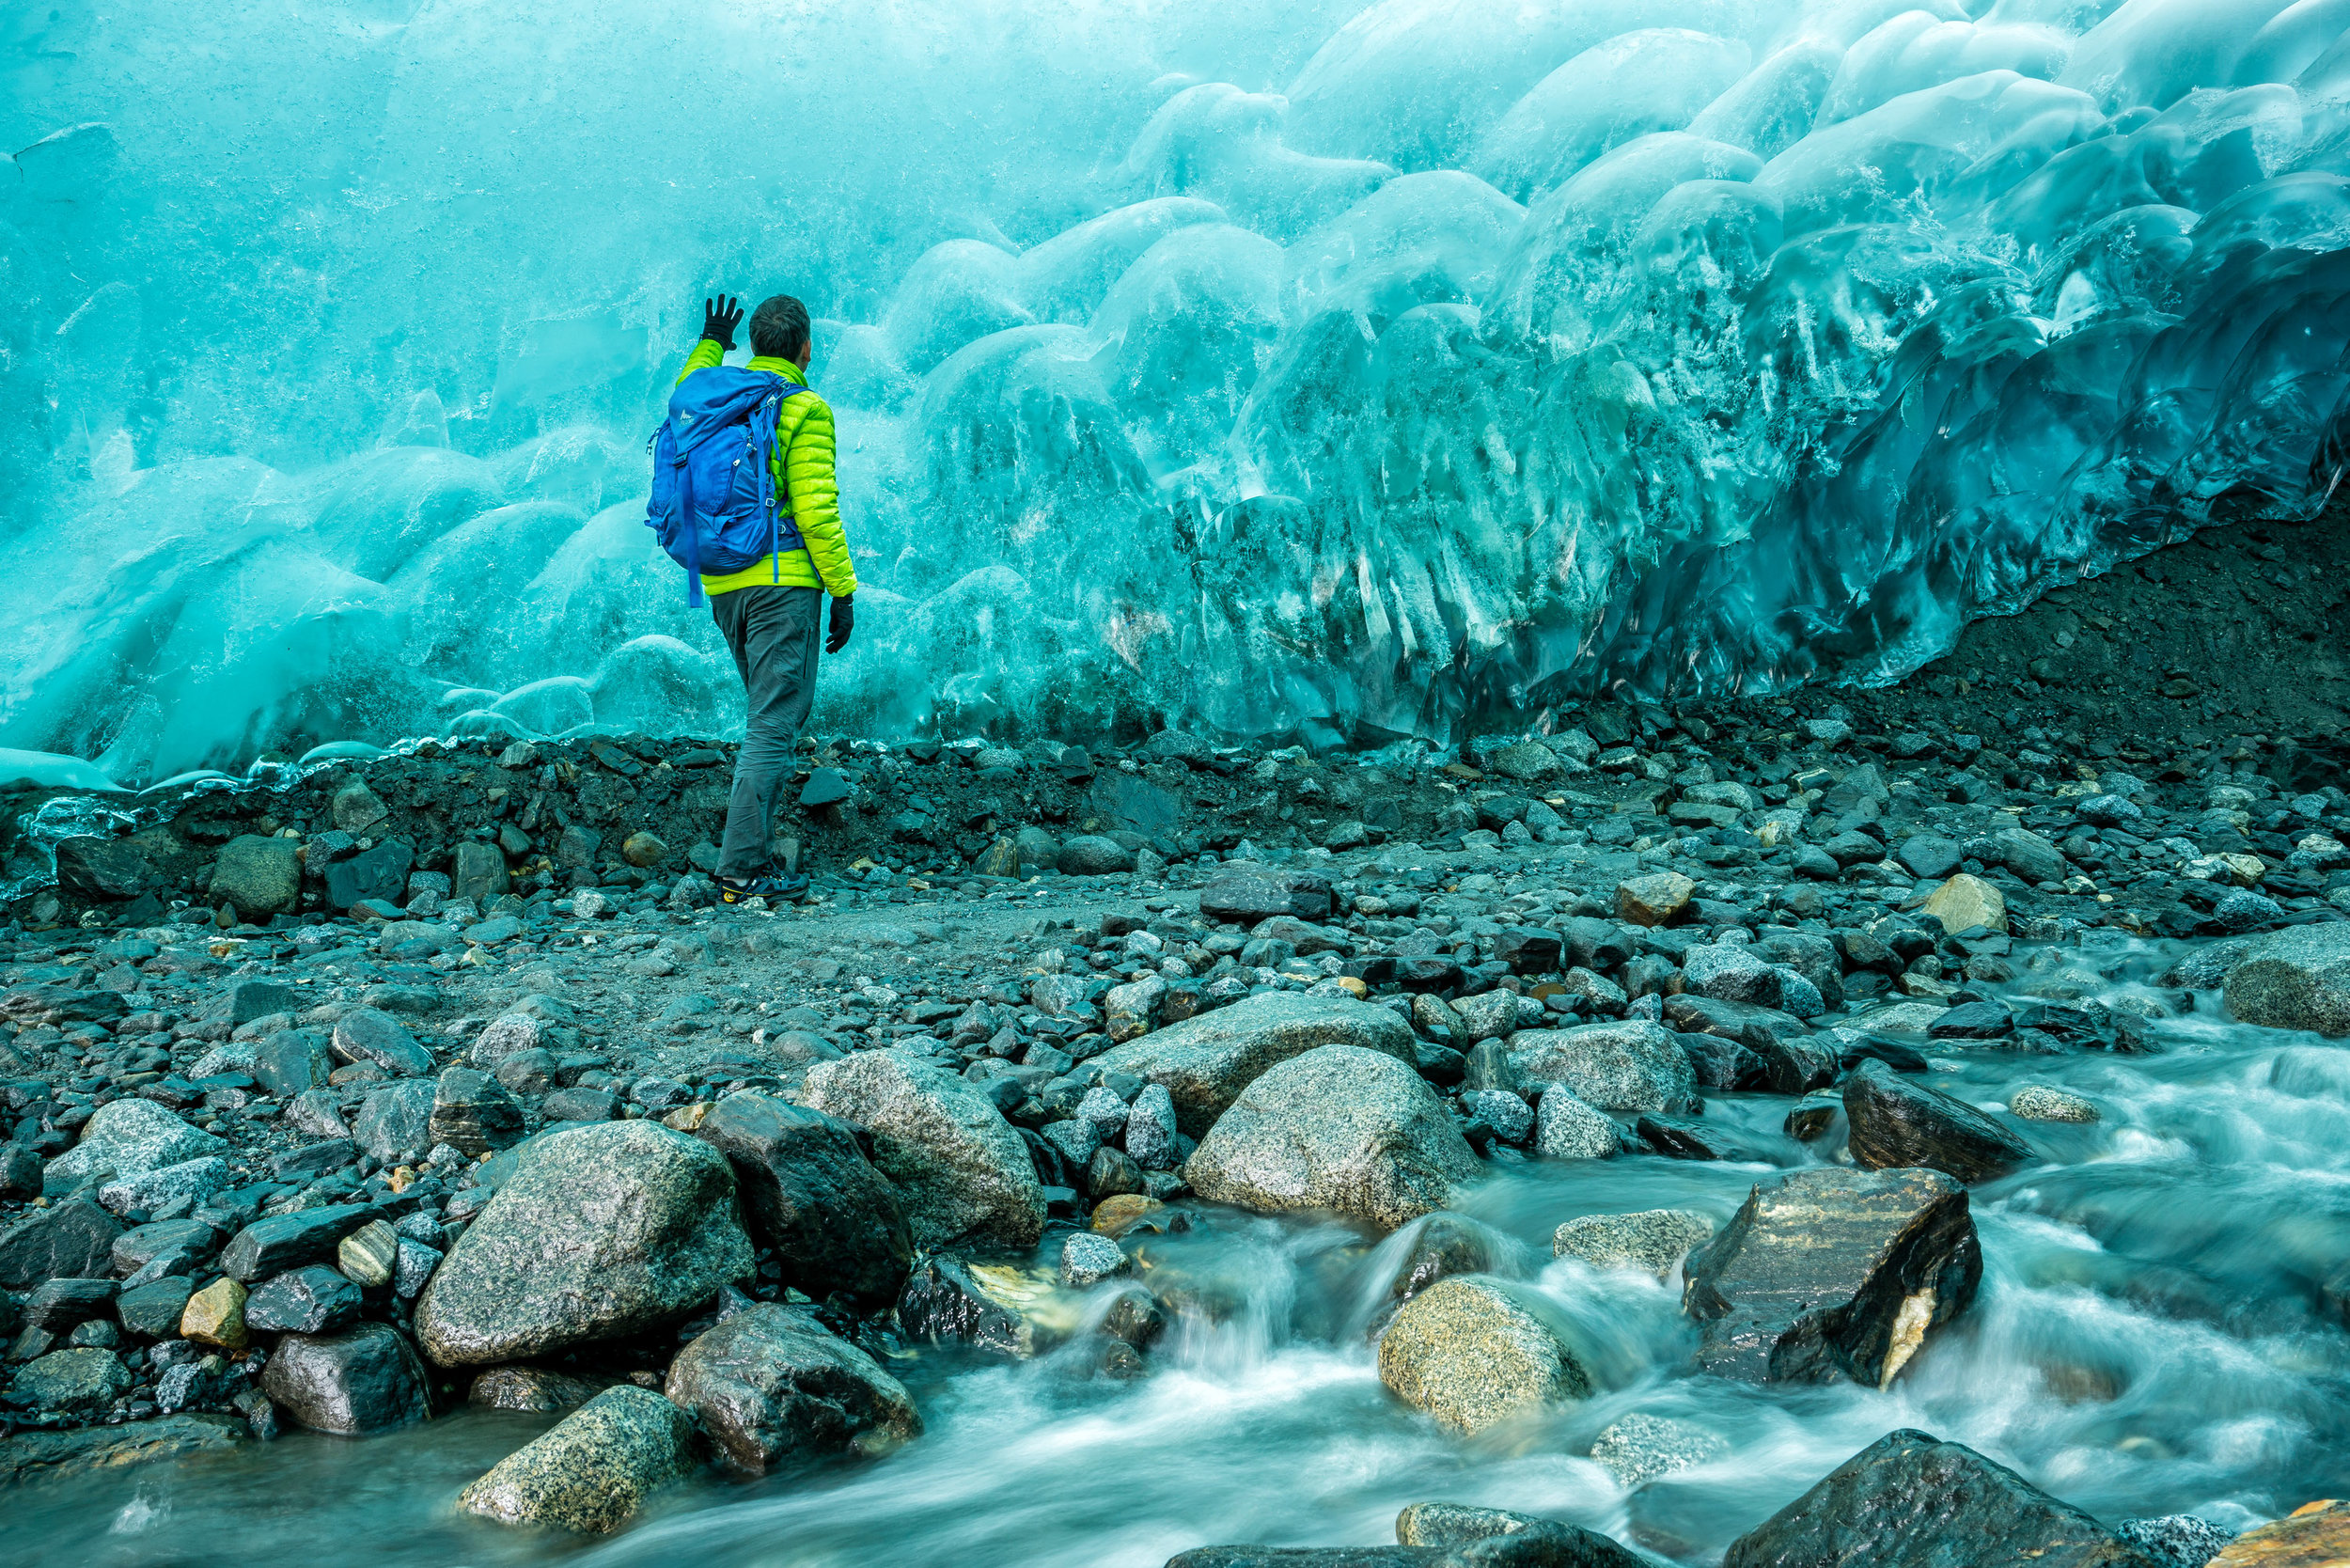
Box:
<box><xmin>715</xmin><ymin>870</ymin><xmax>809</xmax><ymax>905</ymax></box>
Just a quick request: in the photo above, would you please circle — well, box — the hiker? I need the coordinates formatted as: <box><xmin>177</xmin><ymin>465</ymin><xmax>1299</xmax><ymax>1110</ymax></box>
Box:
<box><xmin>648</xmin><ymin>292</ymin><xmax>856</xmax><ymax>904</ymax></box>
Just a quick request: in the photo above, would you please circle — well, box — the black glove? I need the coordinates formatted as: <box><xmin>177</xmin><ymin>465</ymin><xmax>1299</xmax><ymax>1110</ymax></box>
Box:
<box><xmin>701</xmin><ymin>294</ymin><xmax>743</xmax><ymax>351</ymax></box>
<box><xmin>826</xmin><ymin>595</ymin><xmax>854</xmax><ymax>654</ymax></box>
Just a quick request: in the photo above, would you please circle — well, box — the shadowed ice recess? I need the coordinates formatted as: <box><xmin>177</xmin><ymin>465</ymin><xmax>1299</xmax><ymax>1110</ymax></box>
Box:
<box><xmin>7</xmin><ymin>0</ymin><xmax>2350</xmax><ymax>779</ymax></box>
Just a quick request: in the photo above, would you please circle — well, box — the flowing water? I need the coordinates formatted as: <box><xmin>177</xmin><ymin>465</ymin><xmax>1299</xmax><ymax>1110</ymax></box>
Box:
<box><xmin>16</xmin><ymin>933</ymin><xmax>2350</xmax><ymax>1565</ymax></box>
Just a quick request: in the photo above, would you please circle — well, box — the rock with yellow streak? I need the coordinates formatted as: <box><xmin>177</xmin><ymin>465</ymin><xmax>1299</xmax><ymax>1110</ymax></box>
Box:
<box><xmin>1921</xmin><ymin>872</ymin><xmax>2007</xmax><ymax>935</ymax></box>
<box><xmin>180</xmin><ymin>1277</ymin><xmax>248</xmax><ymax>1351</ymax></box>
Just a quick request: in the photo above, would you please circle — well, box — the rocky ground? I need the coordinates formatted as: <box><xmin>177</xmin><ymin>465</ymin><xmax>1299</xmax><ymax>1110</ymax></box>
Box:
<box><xmin>1</xmin><ymin>516</ymin><xmax>2348</xmax><ymax>1563</ymax></box>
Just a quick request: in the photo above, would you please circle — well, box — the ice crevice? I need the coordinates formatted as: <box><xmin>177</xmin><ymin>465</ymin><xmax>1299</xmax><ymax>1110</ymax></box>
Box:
<box><xmin>4</xmin><ymin>0</ymin><xmax>2349</xmax><ymax>782</ymax></box>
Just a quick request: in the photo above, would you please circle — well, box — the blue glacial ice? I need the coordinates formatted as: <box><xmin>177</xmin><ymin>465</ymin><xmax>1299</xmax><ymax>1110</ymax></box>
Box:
<box><xmin>5</xmin><ymin>0</ymin><xmax>2349</xmax><ymax>779</ymax></box>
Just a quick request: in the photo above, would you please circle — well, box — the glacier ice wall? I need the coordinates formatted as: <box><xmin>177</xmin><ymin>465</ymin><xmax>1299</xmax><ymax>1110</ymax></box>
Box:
<box><xmin>7</xmin><ymin>0</ymin><xmax>2350</xmax><ymax>779</ymax></box>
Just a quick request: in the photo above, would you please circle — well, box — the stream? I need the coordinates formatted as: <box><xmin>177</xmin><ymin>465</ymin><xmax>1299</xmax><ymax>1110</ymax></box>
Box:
<box><xmin>13</xmin><ymin>932</ymin><xmax>2348</xmax><ymax>1565</ymax></box>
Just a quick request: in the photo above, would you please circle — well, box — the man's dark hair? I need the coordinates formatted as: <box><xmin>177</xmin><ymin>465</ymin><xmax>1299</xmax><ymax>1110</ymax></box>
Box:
<box><xmin>749</xmin><ymin>294</ymin><xmax>810</xmax><ymax>359</ymax></box>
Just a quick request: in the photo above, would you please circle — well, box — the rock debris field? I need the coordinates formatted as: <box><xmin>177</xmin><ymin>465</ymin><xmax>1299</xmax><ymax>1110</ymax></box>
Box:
<box><xmin>3</xmin><ymin>687</ymin><xmax>2349</xmax><ymax>1566</ymax></box>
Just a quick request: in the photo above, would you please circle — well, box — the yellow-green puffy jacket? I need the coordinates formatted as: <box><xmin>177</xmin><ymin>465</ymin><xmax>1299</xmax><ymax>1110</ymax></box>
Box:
<box><xmin>673</xmin><ymin>338</ymin><xmax>858</xmax><ymax>598</ymax></box>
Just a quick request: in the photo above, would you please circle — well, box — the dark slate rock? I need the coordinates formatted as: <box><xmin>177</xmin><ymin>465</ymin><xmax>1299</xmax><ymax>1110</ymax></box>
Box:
<box><xmin>219</xmin><ymin>1204</ymin><xmax>375</xmax><ymax>1282</ymax></box>
<box><xmin>1842</xmin><ymin>1059</ymin><xmax>2033</xmax><ymax>1184</ymax></box>
<box><xmin>799</xmin><ymin>769</ymin><xmax>853</xmax><ymax>808</ymax></box>
<box><xmin>1557</xmin><ymin>917</ymin><xmax>1634</xmax><ymax>971</ymax></box>
<box><xmin>1683</xmin><ymin>1167</ymin><xmax>1981</xmax><ymax>1387</ymax></box>
<box><xmin>116</xmin><ymin>1276</ymin><xmax>197</xmax><ymax>1340</ymax></box>
<box><xmin>331</xmin><ymin>1008</ymin><xmax>434</xmax><ymax>1077</ymax></box>
<box><xmin>110</xmin><ymin>1217</ymin><xmax>221</xmax><ymax>1278</ymax></box>
<box><xmin>272</xmin><ymin>1139</ymin><xmax>358</xmax><ymax>1181</ymax></box>
<box><xmin>323</xmin><ymin>839</ymin><xmax>413</xmax><ymax>912</ymax></box>
<box><xmin>1722</xmin><ymin>1428</ymin><xmax>2160</xmax><ymax>1568</ymax></box>
<box><xmin>0</xmin><ymin>1412</ymin><xmax>244</xmax><ymax>1485</ymax></box>
<box><xmin>258</xmin><ymin>1323</ymin><xmax>431</xmax><ymax>1435</ymax></box>
<box><xmin>0</xmin><ymin>1197</ymin><xmax>123</xmax><ymax>1290</ymax></box>
<box><xmin>213</xmin><ymin>979</ymin><xmax>295</xmax><ymax>1027</ymax></box>
<box><xmin>1895</xmin><ymin>835</ymin><xmax>1964</xmax><ymax>880</ymax></box>
<box><xmin>1492</xmin><ymin>928</ymin><xmax>1562</xmax><ymax>974</ymax></box>
<box><xmin>542</xmin><ymin>1086</ymin><xmax>620</xmax><ymax>1122</ymax></box>
<box><xmin>664</xmin><ymin>1302</ymin><xmax>921</xmax><ymax>1476</ymax></box>
<box><xmin>428</xmin><ymin>1066</ymin><xmax>525</xmax><ymax>1156</ymax></box>
<box><xmin>24</xmin><ymin>1277</ymin><xmax>117</xmax><ymax>1330</ymax></box>
<box><xmin>252</xmin><ymin>1029</ymin><xmax>336</xmax><ymax>1098</ymax></box>
<box><xmin>897</xmin><ymin>1255</ymin><xmax>1028</xmax><ymax>1357</ymax></box>
<box><xmin>1198</xmin><ymin>870</ymin><xmax>1335</xmax><ymax>924</ymax></box>
<box><xmin>1927</xmin><ymin>1001</ymin><xmax>2015</xmax><ymax>1040</ymax></box>
<box><xmin>690</xmin><ymin>1092</ymin><xmax>913</xmax><ymax>1307</ymax></box>
<box><xmin>1635</xmin><ymin>1116</ymin><xmax>1753</xmax><ymax>1162</ymax></box>
<box><xmin>244</xmin><ymin>1265</ymin><xmax>365</xmax><ymax>1335</ymax></box>
<box><xmin>1087</xmin><ymin>772</ymin><xmax>1179</xmax><ymax>837</ymax></box>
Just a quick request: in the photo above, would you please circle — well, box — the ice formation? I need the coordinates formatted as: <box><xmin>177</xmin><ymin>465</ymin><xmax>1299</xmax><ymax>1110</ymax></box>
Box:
<box><xmin>5</xmin><ymin>0</ymin><xmax>2348</xmax><ymax>778</ymax></box>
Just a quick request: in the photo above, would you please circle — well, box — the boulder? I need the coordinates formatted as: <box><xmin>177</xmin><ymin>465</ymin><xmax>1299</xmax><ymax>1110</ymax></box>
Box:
<box><xmin>415</xmin><ymin>1121</ymin><xmax>755</xmax><ymax>1365</ymax></box>
<box><xmin>1722</xmin><ymin>1429</ymin><xmax>2161</xmax><ymax>1568</ymax></box>
<box><xmin>258</xmin><ymin>1323</ymin><xmax>432</xmax><ymax>1435</ymax></box>
<box><xmin>690</xmin><ymin>1091</ymin><xmax>914</xmax><ymax>1306</ymax></box>
<box><xmin>244</xmin><ymin>1265</ymin><xmax>364</xmax><ymax>1335</ymax></box>
<box><xmin>1993</xmin><ymin>826</ymin><xmax>2070</xmax><ymax>886</ymax></box>
<box><xmin>220</xmin><ymin>1204</ymin><xmax>375</xmax><ymax>1281</ymax></box>
<box><xmin>1376</xmin><ymin>1275</ymin><xmax>1590</xmax><ymax>1435</ymax></box>
<box><xmin>469</xmin><ymin>1366</ymin><xmax>613</xmax><ymax>1412</ymax></box>
<box><xmin>2212</xmin><ymin>1500</ymin><xmax>2347</xmax><ymax>1566</ymax></box>
<box><xmin>1091</xmin><ymin>993</ymin><xmax>1419</xmax><ymax>1137</ymax></box>
<box><xmin>1680</xmin><ymin>944</ymin><xmax>1783</xmax><ymax>1008</ymax></box>
<box><xmin>211</xmin><ymin>835</ymin><xmax>301</xmax><ymax>920</ymax></box>
<box><xmin>1920</xmin><ymin>872</ymin><xmax>2008</xmax><ymax>935</ymax></box>
<box><xmin>0</xmin><ymin>1198</ymin><xmax>122</xmax><ymax>1289</ymax></box>
<box><xmin>180</xmin><ymin>1275</ymin><xmax>248</xmax><ymax>1350</ymax></box>
<box><xmin>665</xmin><ymin>1303</ymin><xmax>921</xmax><ymax>1476</ymax></box>
<box><xmin>8</xmin><ymin>1347</ymin><xmax>132</xmax><ymax>1413</ymax></box>
<box><xmin>1184</xmin><ymin>1045</ymin><xmax>1478</xmax><ymax>1231</ymax></box>
<box><xmin>458</xmin><ymin>1386</ymin><xmax>699</xmax><ymax>1533</ymax></box>
<box><xmin>1552</xmin><ymin>1210</ymin><xmax>1716</xmax><ymax>1278</ymax></box>
<box><xmin>897</xmin><ymin>1254</ymin><xmax>1033</xmax><ymax>1357</ymax></box>
<box><xmin>253</xmin><ymin>1030</ymin><xmax>335</xmax><ymax>1098</ymax></box>
<box><xmin>1842</xmin><ymin>1059</ymin><xmax>2033</xmax><ymax>1184</ymax></box>
<box><xmin>1589</xmin><ymin>1413</ymin><xmax>1729</xmax><ymax>1487</ymax></box>
<box><xmin>44</xmin><ymin>1098</ymin><xmax>227</xmax><ymax>1183</ymax></box>
<box><xmin>1199</xmin><ymin>870</ymin><xmax>1335</xmax><ymax>924</ymax></box>
<box><xmin>2223</xmin><ymin>923</ymin><xmax>2350</xmax><ymax>1037</ymax></box>
<box><xmin>1505</xmin><ymin>1021</ymin><xmax>1695</xmax><ymax>1113</ymax></box>
<box><xmin>1684</xmin><ymin>1167</ymin><xmax>1981</xmax><ymax>1387</ymax></box>
<box><xmin>802</xmin><ymin>1049</ymin><xmax>1044</xmax><ymax>1250</ymax></box>
<box><xmin>1058</xmin><ymin>836</ymin><xmax>1138</xmax><ymax>875</ymax></box>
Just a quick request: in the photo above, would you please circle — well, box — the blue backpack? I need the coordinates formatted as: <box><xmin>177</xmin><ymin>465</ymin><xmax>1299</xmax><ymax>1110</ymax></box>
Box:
<box><xmin>644</xmin><ymin>368</ymin><xmax>815</xmax><ymax>606</ymax></box>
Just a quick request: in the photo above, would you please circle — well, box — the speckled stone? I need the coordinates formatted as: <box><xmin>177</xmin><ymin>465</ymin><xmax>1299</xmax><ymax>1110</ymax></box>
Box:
<box><xmin>458</xmin><ymin>1386</ymin><xmax>700</xmax><ymax>1533</ymax></box>
<box><xmin>1376</xmin><ymin>1275</ymin><xmax>1590</xmax><ymax>1435</ymax></box>
<box><xmin>1552</xmin><ymin>1209</ymin><xmax>1716</xmax><ymax>1278</ymax></box>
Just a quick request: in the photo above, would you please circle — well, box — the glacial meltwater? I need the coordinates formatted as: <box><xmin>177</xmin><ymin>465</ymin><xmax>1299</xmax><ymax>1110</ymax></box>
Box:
<box><xmin>11</xmin><ymin>931</ymin><xmax>2345</xmax><ymax>1565</ymax></box>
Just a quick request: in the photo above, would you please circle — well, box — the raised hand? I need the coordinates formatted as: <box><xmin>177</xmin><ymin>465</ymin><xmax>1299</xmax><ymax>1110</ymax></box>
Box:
<box><xmin>701</xmin><ymin>294</ymin><xmax>744</xmax><ymax>351</ymax></box>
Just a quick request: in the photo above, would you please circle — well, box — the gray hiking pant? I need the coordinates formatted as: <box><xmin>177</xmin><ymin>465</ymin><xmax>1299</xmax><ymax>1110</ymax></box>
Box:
<box><xmin>709</xmin><ymin>584</ymin><xmax>822</xmax><ymax>880</ymax></box>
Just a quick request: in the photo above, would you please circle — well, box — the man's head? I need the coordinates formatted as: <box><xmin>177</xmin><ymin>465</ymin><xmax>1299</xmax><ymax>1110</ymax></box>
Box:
<box><xmin>749</xmin><ymin>294</ymin><xmax>811</xmax><ymax>365</ymax></box>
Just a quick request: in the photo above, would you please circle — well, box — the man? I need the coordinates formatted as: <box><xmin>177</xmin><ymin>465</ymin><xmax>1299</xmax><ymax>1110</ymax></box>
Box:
<box><xmin>677</xmin><ymin>292</ymin><xmax>855</xmax><ymax>904</ymax></box>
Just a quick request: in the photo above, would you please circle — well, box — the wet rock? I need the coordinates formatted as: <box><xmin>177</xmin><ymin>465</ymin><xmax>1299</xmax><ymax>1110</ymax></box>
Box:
<box><xmin>1375</xmin><ymin>1215</ymin><xmax>1509</xmax><ymax>1317</ymax></box>
<box><xmin>1505</xmin><ymin>1021</ymin><xmax>1696</xmax><ymax>1113</ymax></box>
<box><xmin>1590</xmin><ymin>1412</ymin><xmax>1729</xmax><ymax>1487</ymax></box>
<box><xmin>2208</xmin><ymin>1500</ymin><xmax>2339</xmax><ymax>1564</ymax></box>
<box><xmin>1684</xmin><ymin>1167</ymin><xmax>1981</xmax><ymax>1387</ymax></box>
<box><xmin>331</xmin><ymin>1008</ymin><xmax>434</xmax><ymax>1076</ymax></box>
<box><xmin>244</xmin><ymin>1265</ymin><xmax>364</xmax><ymax>1335</ymax></box>
<box><xmin>254</xmin><ymin>1030</ymin><xmax>335</xmax><ymax>1098</ymax></box>
<box><xmin>1842</xmin><ymin>1058</ymin><xmax>2033</xmax><ymax>1184</ymax></box>
<box><xmin>118</xmin><ymin>1276</ymin><xmax>198</xmax><ymax>1339</ymax></box>
<box><xmin>1394</xmin><ymin>1503</ymin><xmax>1543</xmax><ymax>1547</ymax></box>
<box><xmin>2120</xmin><ymin>1516</ymin><xmax>2236</xmax><ymax>1568</ymax></box>
<box><xmin>428</xmin><ymin>1065</ymin><xmax>525</xmax><ymax>1156</ymax></box>
<box><xmin>220</xmin><ymin>1204</ymin><xmax>375</xmax><ymax>1281</ymax></box>
<box><xmin>415</xmin><ymin>1121</ymin><xmax>755</xmax><ymax>1365</ymax></box>
<box><xmin>1681</xmin><ymin>944</ymin><xmax>1783</xmax><ymax>1008</ymax></box>
<box><xmin>1532</xmin><ymin>1089</ymin><xmax>1618</xmax><ymax>1159</ymax></box>
<box><xmin>1376</xmin><ymin>1275</ymin><xmax>1590</xmax><ymax>1435</ymax></box>
<box><xmin>665</xmin><ymin>1302</ymin><xmax>920</xmax><ymax>1476</ymax></box>
<box><xmin>1616</xmin><ymin>871</ymin><xmax>1695</xmax><ymax>927</ymax></box>
<box><xmin>337</xmin><ymin>1218</ymin><xmax>400</xmax><ymax>1287</ymax></box>
<box><xmin>351</xmin><ymin>1079</ymin><xmax>438</xmax><ymax>1161</ymax></box>
<box><xmin>1462</xmin><ymin>1089</ymin><xmax>1532</xmax><ymax>1144</ymax></box>
<box><xmin>458</xmin><ymin>1386</ymin><xmax>699</xmax><ymax>1533</ymax></box>
<box><xmin>44</xmin><ymin>1097</ymin><xmax>227</xmax><ymax>1183</ymax></box>
<box><xmin>468</xmin><ymin>1365</ymin><xmax>611</xmax><ymax>1412</ymax></box>
<box><xmin>897</xmin><ymin>1254</ymin><xmax>1031</xmax><ymax>1356</ymax></box>
<box><xmin>1186</xmin><ymin>1045</ymin><xmax>1478</xmax><ymax>1231</ymax></box>
<box><xmin>1926</xmin><ymin>1000</ymin><xmax>2014</xmax><ymax>1040</ymax></box>
<box><xmin>691</xmin><ymin>1091</ymin><xmax>914</xmax><ymax>1307</ymax></box>
<box><xmin>8</xmin><ymin>1347</ymin><xmax>132</xmax><ymax>1413</ymax></box>
<box><xmin>1099</xmin><ymin>1284</ymin><xmax>1168</xmax><ymax>1349</ymax></box>
<box><xmin>0</xmin><ymin>1412</ymin><xmax>244</xmax><ymax>1485</ymax></box>
<box><xmin>1090</xmin><ymin>993</ymin><xmax>1418</xmax><ymax>1137</ymax></box>
<box><xmin>1722</xmin><ymin>1428</ymin><xmax>2159</xmax><ymax>1568</ymax></box>
<box><xmin>2010</xmin><ymin>1085</ymin><xmax>2099</xmax><ymax>1123</ymax></box>
<box><xmin>2223</xmin><ymin>923</ymin><xmax>2350</xmax><ymax>1037</ymax></box>
<box><xmin>1060</xmin><ymin>1231</ymin><xmax>1129</xmax><ymax>1287</ymax></box>
<box><xmin>1920</xmin><ymin>873</ymin><xmax>2008</xmax><ymax>935</ymax></box>
<box><xmin>180</xmin><ymin>1276</ymin><xmax>248</xmax><ymax>1350</ymax></box>
<box><xmin>1993</xmin><ymin>827</ymin><xmax>2070</xmax><ymax>886</ymax></box>
<box><xmin>1553</xmin><ymin>1210</ymin><xmax>1715</xmax><ymax>1278</ymax></box>
<box><xmin>259</xmin><ymin>1322</ymin><xmax>432</xmax><ymax>1435</ymax></box>
<box><xmin>211</xmin><ymin>835</ymin><xmax>302</xmax><ymax>921</ymax></box>
<box><xmin>802</xmin><ymin>1048</ymin><xmax>1044</xmax><ymax>1250</ymax></box>
<box><xmin>1199</xmin><ymin>870</ymin><xmax>1334</xmax><ymax>924</ymax></box>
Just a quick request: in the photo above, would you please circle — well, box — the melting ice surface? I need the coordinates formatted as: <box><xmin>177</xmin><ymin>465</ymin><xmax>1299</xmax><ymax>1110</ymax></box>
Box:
<box><xmin>7</xmin><ymin>0</ymin><xmax>2350</xmax><ymax>777</ymax></box>
<box><xmin>11</xmin><ymin>934</ymin><xmax>2350</xmax><ymax>1564</ymax></box>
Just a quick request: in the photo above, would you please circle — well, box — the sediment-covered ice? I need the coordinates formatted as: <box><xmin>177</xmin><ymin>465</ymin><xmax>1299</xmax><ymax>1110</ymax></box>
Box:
<box><xmin>5</xmin><ymin>0</ymin><xmax>2348</xmax><ymax>777</ymax></box>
